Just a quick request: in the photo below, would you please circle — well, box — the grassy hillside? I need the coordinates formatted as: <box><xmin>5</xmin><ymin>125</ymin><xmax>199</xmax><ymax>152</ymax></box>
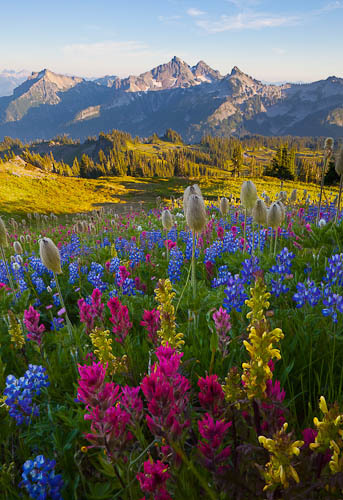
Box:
<box><xmin>0</xmin><ymin>159</ymin><xmax>338</xmax><ymax>215</ymax></box>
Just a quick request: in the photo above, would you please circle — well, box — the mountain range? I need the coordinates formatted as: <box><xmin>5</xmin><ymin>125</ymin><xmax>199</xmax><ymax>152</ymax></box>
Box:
<box><xmin>0</xmin><ymin>56</ymin><xmax>342</xmax><ymax>142</ymax></box>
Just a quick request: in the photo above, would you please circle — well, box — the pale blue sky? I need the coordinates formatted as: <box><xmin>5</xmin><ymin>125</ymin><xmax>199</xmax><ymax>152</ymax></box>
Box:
<box><xmin>1</xmin><ymin>0</ymin><xmax>343</xmax><ymax>82</ymax></box>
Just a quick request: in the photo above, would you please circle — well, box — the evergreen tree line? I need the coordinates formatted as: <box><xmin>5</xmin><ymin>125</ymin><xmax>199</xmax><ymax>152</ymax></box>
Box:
<box><xmin>0</xmin><ymin>129</ymin><xmax>340</xmax><ymax>184</ymax></box>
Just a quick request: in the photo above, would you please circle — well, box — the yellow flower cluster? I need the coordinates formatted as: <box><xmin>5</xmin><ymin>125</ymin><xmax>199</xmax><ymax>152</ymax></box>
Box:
<box><xmin>89</xmin><ymin>328</ymin><xmax>127</xmax><ymax>375</ymax></box>
<box><xmin>242</xmin><ymin>278</ymin><xmax>284</xmax><ymax>399</ymax></box>
<box><xmin>258</xmin><ymin>423</ymin><xmax>304</xmax><ymax>491</ymax></box>
<box><xmin>8</xmin><ymin>311</ymin><xmax>25</xmax><ymax>350</ymax></box>
<box><xmin>311</xmin><ymin>396</ymin><xmax>343</xmax><ymax>474</ymax></box>
<box><xmin>154</xmin><ymin>279</ymin><xmax>184</xmax><ymax>350</ymax></box>
<box><xmin>222</xmin><ymin>367</ymin><xmax>245</xmax><ymax>409</ymax></box>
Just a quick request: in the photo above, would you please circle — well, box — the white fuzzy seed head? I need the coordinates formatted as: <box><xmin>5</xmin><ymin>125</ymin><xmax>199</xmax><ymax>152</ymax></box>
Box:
<box><xmin>252</xmin><ymin>199</ymin><xmax>267</xmax><ymax>225</ymax></box>
<box><xmin>276</xmin><ymin>201</ymin><xmax>286</xmax><ymax>222</ymax></box>
<box><xmin>267</xmin><ymin>203</ymin><xmax>282</xmax><ymax>229</ymax></box>
<box><xmin>39</xmin><ymin>237</ymin><xmax>62</xmax><ymax>274</ymax></box>
<box><xmin>0</xmin><ymin>217</ymin><xmax>8</xmax><ymax>248</ymax></box>
<box><xmin>325</xmin><ymin>137</ymin><xmax>334</xmax><ymax>151</ymax></box>
<box><xmin>290</xmin><ymin>189</ymin><xmax>297</xmax><ymax>203</ymax></box>
<box><xmin>186</xmin><ymin>194</ymin><xmax>207</xmax><ymax>233</ymax></box>
<box><xmin>13</xmin><ymin>241</ymin><xmax>23</xmax><ymax>255</ymax></box>
<box><xmin>240</xmin><ymin>181</ymin><xmax>258</xmax><ymax>211</ymax></box>
<box><xmin>219</xmin><ymin>197</ymin><xmax>229</xmax><ymax>216</ymax></box>
<box><xmin>335</xmin><ymin>148</ymin><xmax>343</xmax><ymax>176</ymax></box>
<box><xmin>183</xmin><ymin>184</ymin><xmax>203</xmax><ymax>215</ymax></box>
<box><xmin>162</xmin><ymin>210</ymin><xmax>173</xmax><ymax>231</ymax></box>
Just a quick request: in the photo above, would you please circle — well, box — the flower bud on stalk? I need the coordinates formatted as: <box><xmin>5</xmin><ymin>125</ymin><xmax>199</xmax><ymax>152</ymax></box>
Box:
<box><xmin>39</xmin><ymin>237</ymin><xmax>72</xmax><ymax>339</ymax></box>
<box><xmin>253</xmin><ymin>199</ymin><xmax>267</xmax><ymax>252</ymax></box>
<box><xmin>13</xmin><ymin>241</ymin><xmax>23</xmax><ymax>255</ymax></box>
<box><xmin>185</xmin><ymin>190</ymin><xmax>206</xmax><ymax>302</ymax></box>
<box><xmin>267</xmin><ymin>203</ymin><xmax>282</xmax><ymax>256</ymax></box>
<box><xmin>219</xmin><ymin>197</ymin><xmax>229</xmax><ymax>216</ymax></box>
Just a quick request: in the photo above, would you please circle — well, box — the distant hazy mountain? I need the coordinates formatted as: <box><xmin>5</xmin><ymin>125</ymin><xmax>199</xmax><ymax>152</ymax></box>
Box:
<box><xmin>0</xmin><ymin>69</ymin><xmax>29</xmax><ymax>97</ymax></box>
<box><xmin>0</xmin><ymin>58</ymin><xmax>342</xmax><ymax>141</ymax></box>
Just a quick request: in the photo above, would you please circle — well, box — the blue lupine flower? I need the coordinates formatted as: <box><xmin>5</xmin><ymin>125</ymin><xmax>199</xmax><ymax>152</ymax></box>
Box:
<box><xmin>168</xmin><ymin>248</ymin><xmax>184</xmax><ymax>283</ymax></box>
<box><xmin>3</xmin><ymin>365</ymin><xmax>49</xmax><ymax>426</ymax></box>
<box><xmin>223</xmin><ymin>275</ymin><xmax>248</xmax><ymax>312</ymax></box>
<box><xmin>87</xmin><ymin>262</ymin><xmax>107</xmax><ymax>291</ymax></box>
<box><xmin>68</xmin><ymin>261</ymin><xmax>79</xmax><ymax>285</ymax></box>
<box><xmin>322</xmin><ymin>287</ymin><xmax>343</xmax><ymax>323</ymax></box>
<box><xmin>323</xmin><ymin>253</ymin><xmax>343</xmax><ymax>286</ymax></box>
<box><xmin>240</xmin><ymin>256</ymin><xmax>260</xmax><ymax>285</ymax></box>
<box><xmin>270</xmin><ymin>276</ymin><xmax>290</xmax><ymax>298</ymax></box>
<box><xmin>293</xmin><ymin>281</ymin><xmax>322</xmax><ymax>308</ymax></box>
<box><xmin>20</xmin><ymin>455</ymin><xmax>64</xmax><ymax>500</ymax></box>
<box><xmin>109</xmin><ymin>257</ymin><xmax>120</xmax><ymax>274</ymax></box>
<box><xmin>270</xmin><ymin>247</ymin><xmax>295</xmax><ymax>275</ymax></box>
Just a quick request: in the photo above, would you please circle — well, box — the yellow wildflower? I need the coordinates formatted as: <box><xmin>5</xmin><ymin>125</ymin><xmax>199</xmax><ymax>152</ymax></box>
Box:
<box><xmin>259</xmin><ymin>423</ymin><xmax>304</xmax><ymax>491</ymax></box>
<box><xmin>8</xmin><ymin>310</ymin><xmax>25</xmax><ymax>350</ymax></box>
<box><xmin>89</xmin><ymin>328</ymin><xmax>127</xmax><ymax>375</ymax></box>
<box><xmin>222</xmin><ymin>367</ymin><xmax>245</xmax><ymax>409</ymax></box>
<box><xmin>111</xmin><ymin>244</ymin><xmax>118</xmax><ymax>258</ymax></box>
<box><xmin>154</xmin><ymin>279</ymin><xmax>184</xmax><ymax>350</ymax></box>
<box><xmin>310</xmin><ymin>396</ymin><xmax>343</xmax><ymax>453</ymax></box>
<box><xmin>241</xmin><ymin>277</ymin><xmax>284</xmax><ymax>399</ymax></box>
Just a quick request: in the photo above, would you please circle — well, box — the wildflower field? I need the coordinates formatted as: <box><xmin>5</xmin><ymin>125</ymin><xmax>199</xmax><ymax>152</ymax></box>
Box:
<box><xmin>2</xmin><ymin>162</ymin><xmax>343</xmax><ymax>498</ymax></box>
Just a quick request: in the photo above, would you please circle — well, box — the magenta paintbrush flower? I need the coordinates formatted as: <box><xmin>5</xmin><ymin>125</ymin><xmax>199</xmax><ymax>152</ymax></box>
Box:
<box><xmin>23</xmin><ymin>305</ymin><xmax>46</xmax><ymax>345</ymax></box>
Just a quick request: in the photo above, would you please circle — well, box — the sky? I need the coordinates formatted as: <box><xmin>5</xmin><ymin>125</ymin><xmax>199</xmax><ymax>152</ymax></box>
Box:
<box><xmin>1</xmin><ymin>0</ymin><xmax>343</xmax><ymax>83</ymax></box>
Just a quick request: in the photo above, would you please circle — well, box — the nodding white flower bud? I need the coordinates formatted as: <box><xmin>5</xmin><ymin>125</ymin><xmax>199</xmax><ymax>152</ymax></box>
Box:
<box><xmin>335</xmin><ymin>148</ymin><xmax>343</xmax><ymax>176</ymax></box>
<box><xmin>13</xmin><ymin>241</ymin><xmax>23</xmax><ymax>254</ymax></box>
<box><xmin>47</xmin><ymin>286</ymin><xmax>52</xmax><ymax>293</ymax></box>
<box><xmin>240</xmin><ymin>181</ymin><xmax>258</xmax><ymax>211</ymax></box>
<box><xmin>39</xmin><ymin>237</ymin><xmax>62</xmax><ymax>274</ymax></box>
<box><xmin>318</xmin><ymin>218</ymin><xmax>326</xmax><ymax>228</ymax></box>
<box><xmin>10</xmin><ymin>255</ymin><xmax>15</xmax><ymax>263</ymax></box>
<box><xmin>162</xmin><ymin>209</ymin><xmax>173</xmax><ymax>231</ymax></box>
<box><xmin>324</xmin><ymin>137</ymin><xmax>334</xmax><ymax>150</ymax></box>
<box><xmin>276</xmin><ymin>201</ymin><xmax>286</xmax><ymax>222</ymax></box>
<box><xmin>16</xmin><ymin>255</ymin><xmax>23</xmax><ymax>264</ymax></box>
<box><xmin>186</xmin><ymin>194</ymin><xmax>207</xmax><ymax>233</ymax></box>
<box><xmin>26</xmin><ymin>234</ymin><xmax>31</xmax><ymax>243</ymax></box>
<box><xmin>290</xmin><ymin>189</ymin><xmax>297</xmax><ymax>203</ymax></box>
<box><xmin>137</xmin><ymin>225</ymin><xmax>142</xmax><ymax>231</ymax></box>
<box><xmin>219</xmin><ymin>197</ymin><xmax>229</xmax><ymax>216</ymax></box>
<box><xmin>20</xmin><ymin>235</ymin><xmax>25</xmax><ymax>244</ymax></box>
<box><xmin>183</xmin><ymin>184</ymin><xmax>203</xmax><ymax>214</ymax></box>
<box><xmin>267</xmin><ymin>202</ymin><xmax>282</xmax><ymax>229</ymax></box>
<box><xmin>278</xmin><ymin>191</ymin><xmax>287</xmax><ymax>203</ymax></box>
<box><xmin>0</xmin><ymin>217</ymin><xmax>8</xmax><ymax>248</ymax></box>
<box><xmin>252</xmin><ymin>199</ymin><xmax>267</xmax><ymax>225</ymax></box>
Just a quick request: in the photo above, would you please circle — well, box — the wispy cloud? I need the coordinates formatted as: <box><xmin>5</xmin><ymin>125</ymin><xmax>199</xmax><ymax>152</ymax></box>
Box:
<box><xmin>312</xmin><ymin>0</ymin><xmax>343</xmax><ymax>14</ymax></box>
<box><xmin>195</xmin><ymin>12</ymin><xmax>299</xmax><ymax>33</ymax></box>
<box><xmin>187</xmin><ymin>8</ymin><xmax>206</xmax><ymax>17</ymax></box>
<box><xmin>190</xmin><ymin>1</ymin><xmax>343</xmax><ymax>34</ymax></box>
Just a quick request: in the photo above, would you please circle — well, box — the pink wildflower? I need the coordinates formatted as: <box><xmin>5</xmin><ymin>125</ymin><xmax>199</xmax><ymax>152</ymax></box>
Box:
<box><xmin>107</xmin><ymin>297</ymin><xmax>132</xmax><ymax>343</ymax></box>
<box><xmin>23</xmin><ymin>306</ymin><xmax>45</xmax><ymax>345</ymax></box>
<box><xmin>78</xmin><ymin>288</ymin><xmax>104</xmax><ymax>334</ymax></box>
<box><xmin>217</xmin><ymin>225</ymin><xmax>224</xmax><ymax>240</ymax></box>
<box><xmin>198</xmin><ymin>375</ymin><xmax>225</xmax><ymax>418</ymax></box>
<box><xmin>198</xmin><ymin>413</ymin><xmax>231</xmax><ymax>473</ymax></box>
<box><xmin>137</xmin><ymin>459</ymin><xmax>171</xmax><ymax>500</ymax></box>
<box><xmin>212</xmin><ymin>307</ymin><xmax>231</xmax><ymax>357</ymax></box>
<box><xmin>140</xmin><ymin>345</ymin><xmax>190</xmax><ymax>441</ymax></box>
<box><xmin>141</xmin><ymin>309</ymin><xmax>160</xmax><ymax>346</ymax></box>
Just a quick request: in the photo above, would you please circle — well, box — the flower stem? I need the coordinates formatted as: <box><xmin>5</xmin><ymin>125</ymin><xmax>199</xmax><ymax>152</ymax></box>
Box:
<box><xmin>54</xmin><ymin>272</ymin><xmax>73</xmax><ymax>340</ymax></box>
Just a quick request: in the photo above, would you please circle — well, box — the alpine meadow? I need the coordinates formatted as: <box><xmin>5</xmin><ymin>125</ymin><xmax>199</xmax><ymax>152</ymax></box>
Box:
<box><xmin>2</xmin><ymin>1</ymin><xmax>343</xmax><ymax>499</ymax></box>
